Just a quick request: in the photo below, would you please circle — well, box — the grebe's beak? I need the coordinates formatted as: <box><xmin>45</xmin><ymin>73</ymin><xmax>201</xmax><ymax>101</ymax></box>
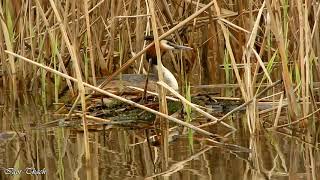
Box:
<box><xmin>160</xmin><ymin>40</ymin><xmax>193</xmax><ymax>51</ymax></box>
<box><xmin>144</xmin><ymin>36</ymin><xmax>193</xmax><ymax>51</ymax></box>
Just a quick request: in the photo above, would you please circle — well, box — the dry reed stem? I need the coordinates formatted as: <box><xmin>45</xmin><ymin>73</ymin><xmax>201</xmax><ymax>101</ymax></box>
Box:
<box><xmin>219</xmin><ymin>18</ymin><xmax>251</xmax><ymax>34</ymax></box>
<box><xmin>116</xmin><ymin>14</ymin><xmax>151</xmax><ymax>18</ymax></box>
<box><xmin>242</xmin><ymin>1</ymin><xmax>265</xmax><ymax>133</ymax></box>
<box><xmin>5</xmin><ymin>50</ymin><xmax>215</xmax><ymax>138</ymax></box>
<box><xmin>193</xmin><ymin>83</ymin><xmax>274</xmax><ymax>88</ymax></box>
<box><xmin>211</xmin><ymin>0</ymin><xmax>248</xmax><ymax>101</ymax></box>
<box><xmin>47</xmin><ymin>0</ymin><xmax>91</xmax><ymax>176</ymax></box>
<box><xmin>0</xmin><ymin>2</ymin><xmax>17</xmax><ymax>101</ymax></box>
<box><xmin>68</xmin><ymin>94</ymin><xmax>81</xmax><ymax>118</ymax></box>
<box><xmin>106</xmin><ymin>0</ymin><xmax>117</xmax><ymax>74</ymax></box>
<box><xmin>311</xmin><ymin>3</ymin><xmax>320</xmax><ymax>38</ymax></box>
<box><xmin>258</xmin><ymin>91</ymin><xmax>283</xmax><ymax>101</ymax></box>
<box><xmin>148</xmin><ymin>0</ymin><xmax>169</xmax><ymax>168</ymax></box>
<box><xmin>301</xmin><ymin>1</ymin><xmax>312</xmax><ymax>120</ymax></box>
<box><xmin>122</xmin><ymin>1</ymin><xmax>134</xmax><ymax>58</ymax></box>
<box><xmin>297</xmin><ymin>0</ymin><xmax>307</xmax><ymax>118</ymax></box>
<box><xmin>252</xmin><ymin>12</ymin><xmax>272</xmax><ymax>86</ymax></box>
<box><xmin>83</xmin><ymin>0</ymin><xmax>97</xmax><ymax>86</ymax></box>
<box><xmin>136</xmin><ymin>0</ymin><xmax>149</xmax><ymax>73</ymax></box>
<box><xmin>252</xmin><ymin>48</ymin><xmax>272</xmax><ymax>84</ymax></box>
<box><xmin>34</xmin><ymin>0</ymin><xmax>74</xmax><ymax>95</ymax></box>
<box><xmin>266</xmin><ymin>1</ymin><xmax>299</xmax><ymax>121</ymax></box>
<box><xmin>273</xmin><ymin>92</ymin><xmax>284</xmax><ymax>127</ymax></box>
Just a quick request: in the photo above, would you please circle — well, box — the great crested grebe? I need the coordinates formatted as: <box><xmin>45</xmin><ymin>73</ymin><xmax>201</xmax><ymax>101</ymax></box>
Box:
<box><xmin>144</xmin><ymin>36</ymin><xmax>193</xmax><ymax>91</ymax></box>
<box><xmin>97</xmin><ymin>37</ymin><xmax>192</xmax><ymax>93</ymax></box>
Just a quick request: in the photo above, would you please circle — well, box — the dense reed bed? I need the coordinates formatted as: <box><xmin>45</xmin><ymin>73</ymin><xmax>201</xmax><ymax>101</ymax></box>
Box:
<box><xmin>1</xmin><ymin>0</ymin><xmax>320</xmax><ymax>179</ymax></box>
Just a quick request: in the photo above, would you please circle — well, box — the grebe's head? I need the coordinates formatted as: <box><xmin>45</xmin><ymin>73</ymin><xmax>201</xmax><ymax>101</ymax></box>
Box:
<box><xmin>145</xmin><ymin>36</ymin><xmax>193</xmax><ymax>65</ymax></box>
<box><xmin>144</xmin><ymin>36</ymin><xmax>193</xmax><ymax>51</ymax></box>
<box><xmin>160</xmin><ymin>39</ymin><xmax>193</xmax><ymax>51</ymax></box>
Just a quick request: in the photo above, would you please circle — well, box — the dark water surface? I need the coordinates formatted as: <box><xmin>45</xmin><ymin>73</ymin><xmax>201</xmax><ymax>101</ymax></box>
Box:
<box><xmin>0</xmin><ymin>94</ymin><xmax>317</xmax><ymax>180</ymax></box>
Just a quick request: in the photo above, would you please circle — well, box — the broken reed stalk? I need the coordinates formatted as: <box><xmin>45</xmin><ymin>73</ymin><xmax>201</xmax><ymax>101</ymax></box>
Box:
<box><xmin>47</xmin><ymin>0</ymin><xmax>91</xmax><ymax>177</ymax></box>
<box><xmin>5</xmin><ymin>50</ymin><xmax>215</xmax><ymax>138</ymax></box>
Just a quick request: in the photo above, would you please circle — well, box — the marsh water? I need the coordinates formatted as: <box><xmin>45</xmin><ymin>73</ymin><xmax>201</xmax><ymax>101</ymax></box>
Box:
<box><xmin>0</xmin><ymin>94</ymin><xmax>317</xmax><ymax>180</ymax></box>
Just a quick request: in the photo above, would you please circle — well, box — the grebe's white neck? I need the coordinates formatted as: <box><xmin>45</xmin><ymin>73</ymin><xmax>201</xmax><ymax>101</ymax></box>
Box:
<box><xmin>151</xmin><ymin>64</ymin><xmax>178</xmax><ymax>91</ymax></box>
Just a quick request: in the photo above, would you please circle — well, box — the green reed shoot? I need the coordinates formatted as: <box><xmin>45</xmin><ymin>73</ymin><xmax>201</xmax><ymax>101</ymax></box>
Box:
<box><xmin>185</xmin><ymin>81</ymin><xmax>194</xmax><ymax>152</ymax></box>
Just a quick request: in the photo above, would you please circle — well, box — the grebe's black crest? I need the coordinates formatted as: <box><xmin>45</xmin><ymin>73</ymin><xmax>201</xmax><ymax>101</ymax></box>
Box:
<box><xmin>144</xmin><ymin>35</ymin><xmax>155</xmax><ymax>41</ymax></box>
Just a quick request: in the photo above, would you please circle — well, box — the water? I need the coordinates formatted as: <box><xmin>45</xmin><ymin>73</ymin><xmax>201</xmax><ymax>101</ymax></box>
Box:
<box><xmin>0</xmin><ymin>95</ymin><xmax>318</xmax><ymax>180</ymax></box>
